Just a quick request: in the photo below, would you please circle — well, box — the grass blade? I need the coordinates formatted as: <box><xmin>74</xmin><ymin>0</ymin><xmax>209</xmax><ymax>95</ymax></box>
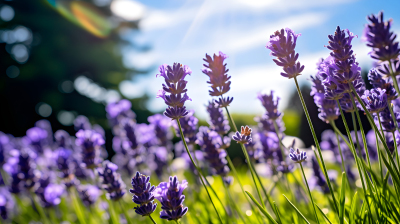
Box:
<box><xmin>245</xmin><ymin>191</ymin><xmax>278</xmax><ymax>224</ymax></box>
<box><xmin>282</xmin><ymin>194</ymin><xmax>310</xmax><ymax>224</ymax></box>
<box><xmin>350</xmin><ymin>191</ymin><xmax>358</xmax><ymax>224</ymax></box>
<box><xmin>339</xmin><ymin>172</ymin><xmax>346</xmax><ymax>224</ymax></box>
<box><xmin>314</xmin><ymin>203</ymin><xmax>333</xmax><ymax>224</ymax></box>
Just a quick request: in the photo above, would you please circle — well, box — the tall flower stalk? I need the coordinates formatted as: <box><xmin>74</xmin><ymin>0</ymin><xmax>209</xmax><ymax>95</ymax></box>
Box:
<box><xmin>266</xmin><ymin>27</ymin><xmax>339</xmax><ymax>214</ymax></box>
<box><xmin>156</xmin><ymin>63</ymin><xmax>223</xmax><ymax>223</ymax></box>
<box><xmin>202</xmin><ymin>51</ymin><xmax>268</xmax><ymax>212</ymax></box>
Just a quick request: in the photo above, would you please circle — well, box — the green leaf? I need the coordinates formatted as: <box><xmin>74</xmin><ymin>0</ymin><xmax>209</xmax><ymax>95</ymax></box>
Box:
<box><xmin>314</xmin><ymin>203</ymin><xmax>333</xmax><ymax>224</ymax></box>
<box><xmin>272</xmin><ymin>201</ymin><xmax>282</xmax><ymax>224</ymax></box>
<box><xmin>379</xmin><ymin>150</ymin><xmax>400</xmax><ymax>188</ymax></box>
<box><xmin>339</xmin><ymin>172</ymin><xmax>346</xmax><ymax>224</ymax></box>
<box><xmin>350</xmin><ymin>191</ymin><xmax>358</xmax><ymax>224</ymax></box>
<box><xmin>282</xmin><ymin>194</ymin><xmax>310</xmax><ymax>224</ymax></box>
<box><xmin>245</xmin><ymin>191</ymin><xmax>278</xmax><ymax>224</ymax></box>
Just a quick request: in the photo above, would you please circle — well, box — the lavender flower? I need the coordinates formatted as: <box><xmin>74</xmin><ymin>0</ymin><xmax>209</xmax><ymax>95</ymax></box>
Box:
<box><xmin>375</xmin><ymin>107</ymin><xmax>400</xmax><ymax>132</ymax></box>
<box><xmin>98</xmin><ymin>161</ymin><xmax>126</xmax><ymax>200</ymax></box>
<box><xmin>75</xmin><ymin>129</ymin><xmax>105</xmax><ymax>169</ymax></box>
<box><xmin>196</xmin><ymin>127</ymin><xmax>230</xmax><ymax>177</ymax></box>
<box><xmin>74</xmin><ymin>115</ymin><xmax>91</xmax><ymax>131</ymax></box>
<box><xmin>289</xmin><ymin>148</ymin><xmax>307</xmax><ymax>163</ymax></box>
<box><xmin>4</xmin><ymin>150</ymin><xmax>38</xmax><ymax>193</ymax></box>
<box><xmin>0</xmin><ymin>132</ymin><xmax>10</xmax><ymax>166</ymax></box>
<box><xmin>258</xmin><ymin>132</ymin><xmax>280</xmax><ymax>161</ymax></box>
<box><xmin>377</xmin><ymin>60</ymin><xmax>400</xmax><ymax>78</ymax></box>
<box><xmin>320</xmin><ymin>130</ymin><xmax>351</xmax><ymax>163</ymax></box>
<box><xmin>54</xmin><ymin>130</ymin><xmax>71</xmax><ymax>148</ymax></box>
<box><xmin>154</xmin><ymin>176</ymin><xmax>188</xmax><ymax>221</ymax></box>
<box><xmin>202</xmin><ymin>51</ymin><xmax>231</xmax><ymax>97</ymax></box>
<box><xmin>55</xmin><ymin>148</ymin><xmax>76</xmax><ymax>188</ymax></box>
<box><xmin>368</xmin><ymin>67</ymin><xmax>398</xmax><ymax>100</ymax></box>
<box><xmin>361</xmin><ymin>88</ymin><xmax>388</xmax><ymax>113</ymax></box>
<box><xmin>43</xmin><ymin>184</ymin><xmax>64</xmax><ymax>207</ymax></box>
<box><xmin>173</xmin><ymin>110</ymin><xmax>198</xmax><ymax>145</ymax></box>
<box><xmin>232</xmin><ymin>126</ymin><xmax>252</xmax><ymax>144</ymax></box>
<box><xmin>130</xmin><ymin>172</ymin><xmax>157</xmax><ymax>216</ymax></box>
<box><xmin>363</xmin><ymin>11</ymin><xmax>400</xmax><ymax>61</ymax></box>
<box><xmin>206</xmin><ymin>101</ymin><xmax>230</xmax><ymax>135</ymax></box>
<box><xmin>157</xmin><ymin>63</ymin><xmax>192</xmax><ymax>120</ymax></box>
<box><xmin>309</xmin><ymin>157</ymin><xmax>330</xmax><ymax>194</ymax></box>
<box><xmin>106</xmin><ymin>99</ymin><xmax>136</xmax><ymax>128</ymax></box>
<box><xmin>255</xmin><ymin>115</ymin><xmax>285</xmax><ymax>133</ymax></box>
<box><xmin>266</xmin><ymin>28</ymin><xmax>304</xmax><ymax>79</ymax></box>
<box><xmin>79</xmin><ymin>185</ymin><xmax>101</xmax><ymax>206</ymax></box>
<box><xmin>0</xmin><ymin>188</ymin><xmax>13</xmax><ymax>220</ymax></box>
<box><xmin>148</xmin><ymin>114</ymin><xmax>172</xmax><ymax>147</ymax></box>
<box><xmin>257</xmin><ymin>91</ymin><xmax>282</xmax><ymax>120</ymax></box>
<box><xmin>25</xmin><ymin>127</ymin><xmax>48</xmax><ymax>154</ymax></box>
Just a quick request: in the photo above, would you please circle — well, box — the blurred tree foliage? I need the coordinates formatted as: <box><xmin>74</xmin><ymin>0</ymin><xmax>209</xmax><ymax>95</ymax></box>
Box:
<box><xmin>0</xmin><ymin>0</ymin><xmax>152</xmax><ymax>143</ymax></box>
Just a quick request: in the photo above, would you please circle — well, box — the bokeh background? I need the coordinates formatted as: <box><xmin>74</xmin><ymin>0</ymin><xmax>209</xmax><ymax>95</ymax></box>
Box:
<box><xmin>1</xmin><ymin>0</ymin><xmax>400</xmax><ymax>158</ymax></box>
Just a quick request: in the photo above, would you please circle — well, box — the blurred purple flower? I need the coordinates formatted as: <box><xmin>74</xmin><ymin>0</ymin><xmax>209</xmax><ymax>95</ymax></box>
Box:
<box><xmin>206</xmin><ymin>101</ymin><xmax>230</xmax><ymax>135</ymax></box>
<box><xmin>257</xmin><ymin>91</ymin><xmax>282</xmax><ymax>120</ymax></box>
<box><xmin>25</xmin><ymin>127</ymin><xmax>47</xmax><ymax>154</ymax></box>
<box><xmin>148</xmin><ymin>114</ymin><xmax>172</xmax><ymax>147</ymax></box>
<box><xmin>98</xmin><ymin>161</ymin><xmax>126</xmax><ymax>200</ymax></box>
<box><xmin>173</xmin><ymin>110</ymin><xmax>198</xmax><ymax>145</ymax></box>
<box><xmin>74</xmin><ymin>115</ymin><xmax>92</xmax><ymax>131</ymax></box>
<box><xmin>44</xmin><ymin>184</ymin><xmax>64</xmax><ymax>206</ymax></box>
<box><xmin>79</xmin><ymin>185</ymin><xmax>101</xmax><ymax>206</ymax></box>
<box><xmin>196</xmin><ymin>127</ymin><xmax>230</xmax><ymax>177</ymax></box>
<box><xmin>75</xmin><ymin>130</ymin><xmax>105</xmax><ymax>169</ymax></box>
<box><xmin>0</xmin><ymin>187</ymin><xmax>13</xmax><ymax>220</ymax></box>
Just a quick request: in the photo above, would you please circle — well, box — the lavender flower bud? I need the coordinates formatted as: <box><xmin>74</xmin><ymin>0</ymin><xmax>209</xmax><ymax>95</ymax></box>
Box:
<box><xmin>361</xmin><ymin>88</ymin><xmax>388</xmax><ymax>113</ymax></box>
<box><xmin>206</xmin><ymin>101</ymin><xmax>230</xmax><ymax>135</ymax></box>
<box><xmin>196</xmin><ymin>127</ymin><xmax>230</xmax><ymax>176</ymax></box>
<box><xmin>55</xmin><ymin>148</ymin><xmax>76</xmax><ymax>188</ymax></box>
<box><xmin>130</xmin><ymin>172</ymin><xmax>157</xmax><ymax>216</ymax></box>
<box><xmin>202</xmin><ymin>51</ymin><xmax>231</xmax><ymax>97</ymax></box>
<box><xmin>232</xmin><ymin>126</ymin><xmax>252</xmax><ymax>144</ymax></box>
<box><xmin>157</xmin><ymin>63</ymin><xmax>192</xmax><ymax>120</ymax></box>
<box><xmin>266</xmin><ymin>28</ymin><xmax>304</xmax><ymax>79</ymax></box>
<box><xmin>257</xmin><ymin>91</ymin><xmax>282</xmax><ymax>120</ymax></box>
<box><xmin>4</xmin><ymin>150</ymin><xmax>38</xmax><ymax>193</ymax></box>
<box><xmin>148</xmin><ymin>114</ymin><xmax>172</xmax><ymax>147</ymax></box>
<box><xmin>25</xmin><ymin>127</ymin><xmax>47</xmax><ymax>154</ymax></box>
<box><xmin>154</xmin><ymin>176</ymin><xmax>188</xmax><ymax>221</ymax></box>
<box><xmin>78</xmin><ymin>185</ymin><xmax>101</xmax><ymax>206</ymax></box>
<box><xmin>75</xmin><ymin>130</ymin><xmax>105</xmax><ymax>169</ymax></box>
<box><xmin>43</xmin><ymin>184</ymin><xmax>64</xmax><ymax>207</ymax></box>
<box><xmin>98</xmin><ymin>161</ymin><xmax>126</xmax><ymax>200</ymax></box>
<box><xmin>368</xmin><ymin>67</ymin><xmax>398</xmax><ymax>100</ymax></box>
<box><xmin>173</xmin><ymin>110</ymin><xmax>198</xmax><ymax>145</ymax></box>
<box><xmin>363</xmin><ymin>11</ymin><xmax>400</xmax><ymax>61</ymax></box>
<box><xmin>375</xmin><ymin>107</ymin><xmax>400</xmax><ymax>132</ymax></box>
<box><xmin>74</xmin><ymin>115</ymin><xmax>92</xmax><ymax>131</ymax></box>
<box><xmin>289</xmin><ymin>148</ymin><xmax>307</xmax><ymax>163</ymax></box>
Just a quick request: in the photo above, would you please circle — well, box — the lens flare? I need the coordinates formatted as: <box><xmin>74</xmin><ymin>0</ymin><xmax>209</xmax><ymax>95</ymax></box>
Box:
<box><xmin>46</xmin><ymin>0</ymin><xmax>111</xmax><ymax>38</ymax></box>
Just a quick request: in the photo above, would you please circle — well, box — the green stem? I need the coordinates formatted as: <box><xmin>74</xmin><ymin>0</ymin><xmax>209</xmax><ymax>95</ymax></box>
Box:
<box><xmin>273</xmin><ymin>120</ymin><xmax>285</xmax><ymax>158</ymax></box>
<box><xmin>203</xmin><ymin>175</ymin><xmax>230</xmax><ymax>220</ymax></box>
<box><xmin>392</xmin><ymin>131</ymin><xmax>400</xmax><ymax>169</ymax></box>
<box><xmin>389</xmin><ymin>60</ymin><xmax>400</xmax><ymax>96</ymax></box>
<box><xmin>388</xmin><ymin>100</ymin><xmax>400</xmax><ymax>132</ymax></box>
<box><xmin>330</xmin><ymin>122</ymin><xmax>352</xmax><ymax>149</ymax></box>
<box><xmin>351</xmin><ymin>112</ymin><xmax>362</xmax><ymax>157</ymax></box>
<box><xmin>293</xmin><ymin>76</ymin><xmax>339</xmax><ymax>214</ymax></box>
<box><xmin>30</xmin><ymin>191</ymin><xmax>50</xmax><ymax>224</ymax></box>
<box><xmin>349</xmin><ymin>93</ymin><xmax>373</xmax><ymax>170</ymax></box>
<box><xmin>108</xmin><ymin>200</ymin><xmax>120</xmax><ymax>224</ymax></box>
<box><xmin>149</xmin><ymin>214</ymin><xmax>157</xmax><ymax>224</ymax></box>
<box><xmin>222</xmin><ymin>177</ymin><xmax>247</xmax><ymax>224</ymax></box>
<box><xmin>177</xmin><ymin>120</ymin><xmax>224</xmax><ymax>224</ymax></box>
<box><xmin>224</xmin><ymin>107</ymin><xmax>266</xmax><ymax>210</ymax></box>
<box><xmin>48</xmin><ymin>208</ymin><xmax>58</xmax><ymax>224</ymax></box>
<box><xmin>333</xmin><ymin>127</ymin><xmax>346</xmax><ymax>173</ymax></box>
<box><xmin>119</xmin><ymin>200</ymin><xmax>133</xmax><ymax>224</ymax></box>
<box><xmin>336</xmin><ymin>99</ymin><xmax>374</xmax><ymax>223</ymax></box>
<box><xmin>69</xmin><ymin>188</ymin><xmax>87</xmax><ymax>224</ymax></box>
<box><xmin>299</xmin><ymin>163</ymin><xmax>320</xmax><ymax>224</ymax></box>
<box><xmin>225</xmin><ymin>155</ymin><xmax>264</xmax><ymax>224</ymax></box>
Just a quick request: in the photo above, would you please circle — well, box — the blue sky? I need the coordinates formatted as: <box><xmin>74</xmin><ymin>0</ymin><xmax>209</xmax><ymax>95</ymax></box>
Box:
<box><xmin>116</xmin><ymin>0</ymin><xmax>400</xmax><ymax>119</ymax></box>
